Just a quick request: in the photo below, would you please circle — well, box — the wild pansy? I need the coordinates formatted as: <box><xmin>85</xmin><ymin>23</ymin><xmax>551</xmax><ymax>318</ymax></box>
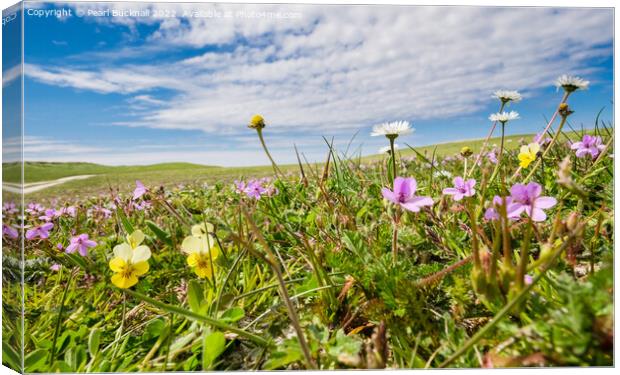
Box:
<box><xmin>25</xmin><ymin>222</ymin><xmax>54</xmax><ymax>240</ymax></box>
<box><xmin>508</xmin><ymin>182</ymin><xmax>557</xmax><ymax>222</ymax></box>
<box><xmin>66</xmin><ymin>234</ymin><xmax>97</xmax><ymax>257</ymax></box>
<box><xmin>133</xmin><ymin>180</ymin><xmax>148</xmax><ymax>200</ymax></box>
<box><xmin>2</xmin><ymin>224</ymin><xmax>18</xmax><ymax>240</ymax></box>
<box><xmin>181</xmin><ymin>223</ymin><xmax>220</xmax><ymax>279</ymax></box>
<box><xmin>381</xmin><ymin>177</ymin><xmax>433</xmax><ymax>213</ymax></box>
<box><xmin>571</xmin><ymin>135</ymin><xmax>605</xmax><ymax>159</ymax></box>
<box><xmin>518</xmin><ymin>142</ymin><xmax>540</xmax><ymax>168</ymax></box>
<box><xmin>109</xmin><ymin>236</ymin><xmax>152</xmax><ymax>289</ymax></box>
<box><xmin>125</xmin><ymin>229</ymin><xmax>146</xmax><ymax>249</ymax></box>
<box><xmin>442</xmin><ymin>177</ymin><xmax>476</xmax><ymax>201</ymax></box>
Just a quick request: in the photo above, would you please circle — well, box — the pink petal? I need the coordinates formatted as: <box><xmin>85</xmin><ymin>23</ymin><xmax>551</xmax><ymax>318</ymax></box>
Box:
<box><xmin>442</xmin><ymin>188</ymin><xmax>458</xmax><ymax>195</ymax></box>
<box><xmin>530</xmin><ymin>208</ymin><xmax>547</xmax><ymax>222</ymax></box>
<box><xmin>381</xmin><ymin>187</ymin><xmax>398</xmax><ymax>204</ymax></box>
<box><xmin>535</xmin><ymin>196</ymin><xmax>557</xmax><ymax>209</ymax></box>
<box><xmin>401</xmin><ymin>196</ymin><xmax>433</xmax><ymax>212</ymax></box>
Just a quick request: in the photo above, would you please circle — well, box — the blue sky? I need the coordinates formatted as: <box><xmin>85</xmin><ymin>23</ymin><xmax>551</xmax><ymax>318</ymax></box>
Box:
<box><xmin>5</xmin><ymin>2</ymin><xmax>614</xmax><ymax>166</ymax></box>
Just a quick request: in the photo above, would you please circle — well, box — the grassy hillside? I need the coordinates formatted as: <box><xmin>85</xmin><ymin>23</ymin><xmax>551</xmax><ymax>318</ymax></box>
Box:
<box><xmin>2</xmin><ymin>131</ymin><xmax>597</xmax><ymax>201</ymax></box>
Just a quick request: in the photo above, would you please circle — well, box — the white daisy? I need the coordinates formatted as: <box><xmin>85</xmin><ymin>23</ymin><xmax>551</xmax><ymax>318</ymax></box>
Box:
<box><xmin>555</xmin><ymin>75</ymin><xmax>589</xmax><ymax>92</ymax></box>
<box><xmin>489</xmin><ymin>111</ymin><xmax>520</xmax><ymax>123</ymax></box>
<box><xmin>379</xmin><ymin>144</ymin><xmax>399</xmax><ymax>154</ymax></box>
<box><xmin>493</xmin><ymin>90</ymin><xmax>522</xmax><ymax>103</ymax></box>
<box><xmin>370</xmin><ymin>121</ymin><xmax>413</xmax><ymax>138</ymax></box>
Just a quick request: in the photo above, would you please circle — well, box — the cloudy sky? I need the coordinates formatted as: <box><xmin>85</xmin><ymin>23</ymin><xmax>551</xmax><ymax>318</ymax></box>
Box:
<box><xmin>5</xmin><ymin>2</ymin><xmax>614</xmax><ymax>166</ymax></box>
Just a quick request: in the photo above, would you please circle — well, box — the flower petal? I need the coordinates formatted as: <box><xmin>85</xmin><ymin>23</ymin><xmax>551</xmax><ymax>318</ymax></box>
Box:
<box><xmin>111</xmin><ymin>273</ymin><xmax>138</xmax><ymax>289</ymax></box>
<box><xmin>109</xmin><ymin>257</ymin><xmax>127</xmax><ymax>273</ymax></box>
<box><xmin>132</xmin><ymin>261</ymin><xmax>149</xmax><ymax>276</ymax></box>
<box><xmin>181</xmin><ymin>236</ymin><xmax>202</xmax><ymax>254</ymax></box>
<box><xmin>113</xmin><ymin>243</ymin><xmax>133</xmax><ymax>262</ymax></box>
<box><xmin>132</xmin><ymin>245</ymin><xmax>152</xmax><ymax>263</ymax></box>
<box><xmin>535</xmin><ymin>196</ymin><xmax>557</xmax><ymax>209</ymax></box>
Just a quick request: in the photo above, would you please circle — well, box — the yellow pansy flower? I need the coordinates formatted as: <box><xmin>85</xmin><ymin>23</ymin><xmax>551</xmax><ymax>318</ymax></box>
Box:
<box><xmin>191</xmin><ymin>223</ymin><xmax>214</xmax><ymax>238</ymax></box>
<box><xmin>518</xmin><ymin>142</ymin><xmax>541</xmax><ymax>168</ymax></box>
<box><xmin>109</xmin><ymin>242</ymin><xmax>151</xmax><ymax>289</ymax></box>
<box><xmin>126</xmin><ymin>229</ymin><xmax>145</xmax><ymax>249</ymax></box>
<box><xmin>181</xmin><ymin>229</ymin><xmax>219</xmax><ymax>279</ymax></box>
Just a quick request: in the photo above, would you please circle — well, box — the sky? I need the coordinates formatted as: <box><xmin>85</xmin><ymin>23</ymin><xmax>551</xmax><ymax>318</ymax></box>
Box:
<box><xmin>3</xmin><ymin>2</ymin><xmax>614</xmax><ymax>166</ymax></box>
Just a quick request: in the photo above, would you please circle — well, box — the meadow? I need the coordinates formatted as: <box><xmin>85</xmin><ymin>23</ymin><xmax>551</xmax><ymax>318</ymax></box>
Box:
<box><xmin>1</xmin><ymin>77</ymin><xmax>614</xmax><ymax>371</ymax></box>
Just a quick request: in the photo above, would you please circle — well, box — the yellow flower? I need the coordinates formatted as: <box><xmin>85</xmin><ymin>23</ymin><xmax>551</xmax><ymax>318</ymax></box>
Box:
<box><xmin>460</xmin><ymin>146</ymin><xmax>473</xmax><ymax>158</ymax></box>
<box><xmin>109</xmin><ymin>242</ymin><xmax>151</xmax><ymax>289</ymax></box>
<box><xmin>191</xmin><ymin>223</ymin><xmax>214</xmax><ymax>238</ymax></box>
<box><xmin>181</xmin><ymin>229</ymin><xmax>219</xmax><ymax>279</ymax></box>
<box><xmin>126</xmin><ymin>229</ymin><xmax>145</xmax><ymax>249</ymax></box>
<box><xmin>518</xmin><ymin>142</ymin><xmax>541</xmax><ymax>168</ymax></box>
<box><xmin>248</xmin><ymin>114</ymin><xmax>266</xmax><ymax>130</ymax></box>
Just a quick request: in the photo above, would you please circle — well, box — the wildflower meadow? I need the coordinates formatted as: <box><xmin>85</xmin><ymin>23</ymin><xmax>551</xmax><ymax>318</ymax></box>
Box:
<box><xmin>1</xmin><ymin>75</ymin><xmax>614</xmax><ymax>371</ymax></box>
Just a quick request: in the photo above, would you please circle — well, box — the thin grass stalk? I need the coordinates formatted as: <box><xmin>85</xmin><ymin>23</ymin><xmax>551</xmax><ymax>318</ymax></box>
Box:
<box><xmin>468</xmin><ymin>101</ymin><xmax>506</xmax><ymax>177</ymax></box>
<box><xmin>256</xmin><ymin>128</ymin><xmax>283</xmax><ymax>177</ymax></box>
<box><xmin>48</xmin><ymin>267</ymin><xmax>76</xmax><ymax>366</ymax></box>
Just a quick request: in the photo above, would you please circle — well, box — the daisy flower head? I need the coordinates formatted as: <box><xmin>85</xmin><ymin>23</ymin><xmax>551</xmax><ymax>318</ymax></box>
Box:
<box><xmin>555</xmin><ymin>75</ymin><xmax>589</xmax><ymax>93</ymax></box>
<box><xmin>493</xmin><ymin>90</ymin><xmax>522</xmax><ymax>104</ymax></box>
<box><xmin>371</xmin><ymin>121</ymin><xmax>413</xmax><ymax>139</ymax></box>
<box><xmin>489</xmin><ymin>111</ymin><xmax>520</xmax><ymax>124</ymax></box>
<box><xmin>109</xmin><ymin>240</ymin><xmax>151</xmax><ymax>289</ymax></box>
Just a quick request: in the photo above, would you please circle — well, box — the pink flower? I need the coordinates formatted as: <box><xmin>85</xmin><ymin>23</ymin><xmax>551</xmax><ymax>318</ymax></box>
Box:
<box><xmin>25</xmin><ymin>222</ymin><xmax>54</xmax><ymax>240</ymax></box>
<box><xmin>56</xmin><ymin>206</ymin><xmax>77</xmax><ymax>218</ymax></box>
<box><xmin>50</xmin><ymin>264</ymin><xmax>61</xmax><ymax>272</ymax></box>
<box><xmin>508</xmin><ymin>182</ymin><xmax>557</xmax><ymax>222</ymax></box>
<box><xmin>3</xmin><ymin>202</ymin><xmax>18</xmax><ymax>214</ymax></box>
<box><xmin>484</xmin><ymin>196</ymin><xmax>520</xmax><ymax>222</ymax></box>
<box><xmin>533</xmin><ymin>132</ymin><xmax>552</xmax><ymax>146</ymax></box>
<box><xmin>39</xmin><ymin>209</ymin><xmax>57</xmax><ymax>222</ymax></box>
<box><xmin>2</xmin><ymin>224</ymin><xmax>18</xmax><ymax>240</ymax></box>
<box><xmin>487</xmin><ymin>151</ymin><xmax>498</xmax><ymax>164</ymax></box>
<box><xmin>65</xmin><ymin>234</ymin><xmax>97</xmax><ymax>257</ymax></box>
<box><xmin>571</xmin><ymin>135</ymin><xmax>605</xmax><ymax>159</ymax></box>
<box><xmin>133</xmin><ymin>180</ymin><xmax>148</xmax><ymax>200</ymax></box>
<box><xmin>234</xmin><ymin>179</ymin><xmax>277</xmax><ymax>200</ymax></box>
<box><xmin>442</xmin><ymin>177</ymin><xmax>476</xmax><ymax>201</ymax></box>
<box><xmin>25</xmin><ymin>202</ymin><xmax>44</xmax><ymax>215</ymax></box>
<box><xmin>381</xmin><ymin>177</ymin><xmax>434</xmax><ymax>212</ymax></box>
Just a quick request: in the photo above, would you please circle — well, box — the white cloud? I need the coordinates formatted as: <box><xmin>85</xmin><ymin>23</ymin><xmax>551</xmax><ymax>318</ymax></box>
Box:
<box><xmin>22</xmin><ymin>4</ymin><xmax>613</xmax><ymax>163</ymax></box>
<box><xmin>3</xmin><ymin>64</ymin><xmax>21</xmax><ymax>88</ymax></box>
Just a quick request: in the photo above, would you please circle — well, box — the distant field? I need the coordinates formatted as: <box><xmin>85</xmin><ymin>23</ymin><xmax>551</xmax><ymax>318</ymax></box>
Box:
<box><xmin>1</xmin><ymin>131</ymin><xmax>599</xmax><ymax>201</ymax></box>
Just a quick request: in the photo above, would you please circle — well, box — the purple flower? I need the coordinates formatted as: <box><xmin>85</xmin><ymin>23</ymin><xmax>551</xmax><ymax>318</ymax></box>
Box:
<box><xmin>39</xmin><ymin>209</ymin><xmax>57</xmax><ymax>222</ymax></box>
<box><xmin>3</xmin><ymin>202</ymin><xmax>18</xmax><ymax>214</ymax></box>
<box><xmin>533</xmin><ymin>132</ymin><xmax>551</xmax><ymax>146</ymax></box>
<box><xmin>524</xmin><ymin>274</ymin><xmax>534</xmax><ymax>285</ymax></box>
<box><xmin>2</xmin><ymin>224</ymin><xmax>18</xmax><ymax>240</ymax></box>
<box><xmin>484</xmin><ymin>196</ymin><xmax>520</xmax><ymax>221</ymax></box>
<box><xmin>508</xmin><ymin>182</ymin><xmax>557</xmax><ymax>222</ymax></box>
<box><xmin>56</xmin><ymin>243</ymin><xmax>64</xmax><ymax>251</ymax></box>
<box><xmin>56</xmin><ymin>206</ymin><xmax>76</xmax><ymax>218</ymax></box>
<box><xmin>234</xmin><ymin>180</ymin><xmax>247</xmax><ymax>194</ymax></box>
<box><xmin>25</xmin><ymin>222</ymin><xmax>54</xmax><ymax>240</ymax></box>
<box><xmin>245</xmin><ymin>180</ymin><xmax>268</xmax><ymax>199</ymax></box>
<box><xmin>234</xmin><ymin>179</ymin><xmax>277</xmax><ymax>200</ymax></box>
<box><xmin>25</xmin><ymin>202</ymin><xmax>44</xmax><ymax>215</ymax></box>
<box><xmin>65</xmin><ymin>234</ymin><xmax>97</xmax><ymax>256</ymax></box>
<box><xmin>442</xmin><ymin>177</ymin><xmax>476</xmax><ymax>201</ymax></box>
<box><xmin>487</xmin><ymin>151</ymin><xmax>498</xmax><ymax>164</ymax></box>
<box><xmin>50</xmin><ymin>264</ymin><xmax>61</xmax><ymax>272</ymax></box>
<box><xmin>571</xmin><ymin>135</ymin><xmax>605</xmax><ymax>159</ymax></box>
<box><xmin>381</xmin><ymin>177</ymin><xmax>434</xmax><ymax>212</ymax></box>
<box><xmin>133</xmin><ymin>180</ymin><xmax>148</xmax><ymax>200</ymax></box>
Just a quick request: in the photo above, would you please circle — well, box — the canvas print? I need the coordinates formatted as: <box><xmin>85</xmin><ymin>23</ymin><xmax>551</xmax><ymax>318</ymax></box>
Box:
<box><xmin>1</xmin><ymin>1</ymin><xmax>614</xmax><ymax>372</ymax></box>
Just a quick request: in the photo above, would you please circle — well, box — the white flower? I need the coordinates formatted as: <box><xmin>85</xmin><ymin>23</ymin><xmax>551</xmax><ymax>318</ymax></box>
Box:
<box><xmin>371</xmin><ymin>121</ymin><xmax>413</xmax><ymax>137</ymax></box>
<box><xmin>493</xmin><ymin>90</ymin><xmax>522</xmax><ymax>103</ymax></box>
<box><xmin>489</xmin><ymin>111</ymin><xmax>520</xmax><ymax>123</ymax></box>
<box><xmin>555</xmin><ymin>75</ymin><xmax>589</xmax><ymax>92</ymax></box>
<box><xmin>379</xmin><ymin>144</ymin><xmax>399</xmax><ymax>154</ymax></box>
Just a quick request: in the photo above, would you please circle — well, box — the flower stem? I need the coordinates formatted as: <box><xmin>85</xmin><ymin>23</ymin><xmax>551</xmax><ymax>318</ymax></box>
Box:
<box><xmin>468</xmin><ymin>101</ymin><xmax>506</xmax><ymax>177</ymax></box>
<box><xmin>49</xmin><ymin>267</ymin><xmax>75</xmax><ymax>366</ymax></box>
<box><xmin>438</xmin><ymin>231</ymin><xmax>579</xmax><ymax>368</ymax></box>
<box><xmin>389</xmin><ymin>136</ymin><xmax>398</xmax><ymax>187</ymax></box>
<box><xmin>516</xmin><ymin>220</ymin><xmax>533</xmax><ymax>290</ymax></box>
<box><xmin>488</xmin><ymin>122</ymin><xmax>506</xmax><ymax>185</ymax></box>
<box><xmin>391</xmin><ymin>210</ymin><xmax>400</xmax><ymax>265</ymax></box>
<box><xmin>256</xmin><ymin>128</ymin><xmax>283</xmax><ymax>177</ymax></box>
<box><xmin>522</xmin><ymin>114</ymin><xmax>568</xmax><ymax>183</ymax></box>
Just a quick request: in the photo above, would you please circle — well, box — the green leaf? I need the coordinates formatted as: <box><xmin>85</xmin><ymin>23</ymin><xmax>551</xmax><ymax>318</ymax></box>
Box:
<box><xmin>187</xmin><ymin>280</ymin><xmax>204</xmax><ymax>313</ymax></box>
<box><xmin>116</xmin><ymin>208</ymin><xmax>134</xmax><ymax>234</ymax></box>
<box><xmin>146</xmin><ymin>220</ymin><xmax>173</xmax><ymax>246</ymax></box>
<box><xmin>2</xmin><ymin>341</ymin><xmax>21</xmax><ymax>371</ymax></box>
<box><xmin>88</xmin><ymin>328</ymin><xmax>101</xmax><ymax>358</ymax></box>
<box><xmin>24</xmin><ymin>349</ymin><xmax>47</xmax><ymax>372</ymax></box>
<box><xmin>219</xmin><ymin>307</ymin><xmax>245</xmax><ymax>323</ymax></box>
<box><xmin>202</xmin><ymin>331</ymin><xmax>226</xmax><ymax>369</ymax></box>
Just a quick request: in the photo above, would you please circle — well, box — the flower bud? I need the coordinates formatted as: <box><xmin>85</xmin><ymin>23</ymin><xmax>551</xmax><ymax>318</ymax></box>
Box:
<box><xmin>558</xmin><ymin>103</ymin><xmax>574</xmax><ymax>117</ymax></box>
<box><xmin>460</xmin><ymin>146</ymin><xmax>473</xmax><ymax>158</ymax></box>
<box><xmin>248</xmin><ymin>114</ymin><xmax>266</xmax><ymax>129</ymax></box>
